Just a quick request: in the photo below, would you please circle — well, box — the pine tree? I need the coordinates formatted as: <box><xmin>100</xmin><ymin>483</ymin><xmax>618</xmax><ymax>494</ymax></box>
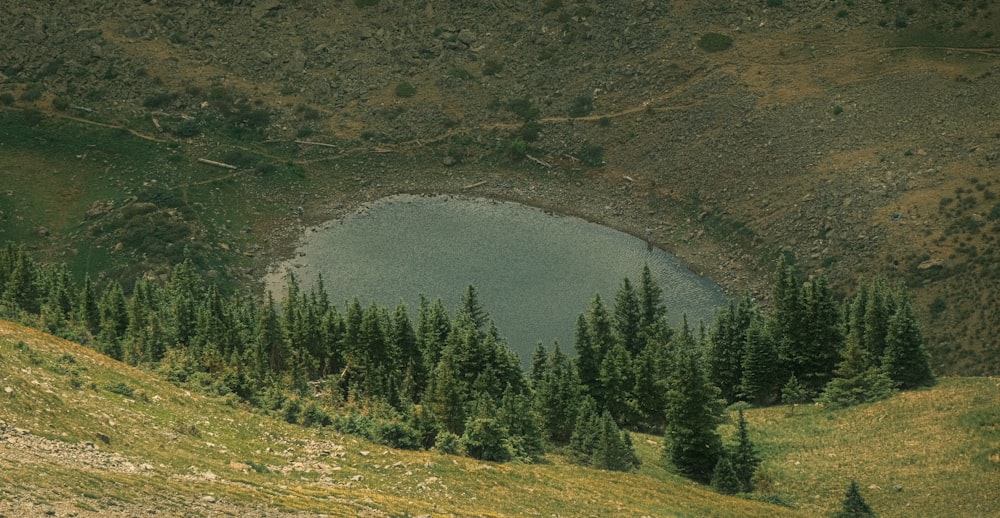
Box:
<box><xmin>499</xmin><ymin>388</ymin><xmax>545</xmax><ymax>461</ymax></box>
<box><xmin>631</xmin><ymin>338</ymin><xmax>671</xmax><ymax>432</ymax></box>
<box><xmin>591</xmin><ymin>411</ymin><xmax>640</xmax><ymax>471</ymax></box>
<box><xmin>76</xmin><ymin>275</ymin><xmax>101</xmax><ymax>337</ymax></box>
<box><xmin>663</xmin><ymin>333</ymin><xmax>724</xmax><ymax>484</ymax></box>
<box><xmin>416</xmin><ymin>295</ymin><xmax>450</xmax><ymax>375</ymax></box>
<box><xmin>576</xmin><ymin>294</ymin><xmax>614</xmax><ymax>401</ymax></box>
<box><xmin>711</xmin><ymin>455</ymin><xmax>742</xmax><ymax>495</ymax></box>
<box><xmin>637</xmin><ymin>263</ymin><xmax>668</xmax><ymax>336</ymax></box>
<box><xmin>730</xmin><ymin>409</ymin><xmax>761</xmax><ymax>492</ymax></box>
<box><xmin>568</xmin><ymin>396</ymin><xmax>601</xmax><ymax>465</ymax></box>
<box><xmin>456</xmin><ymin>284</ymin><xmax>490</xmax><ymax>333</ymax></box>
<box><xmin>738</xmin><ymin>315</ymin><xmax>781</xmax><ymax>405</ymax></box>
<box><xmin>0</xmin><ymin>248</ymin><xmax>41</xmax><ymax>315</ymax></box>
<box><xmin>533</xmin><ymin>342</ymin><xmax>581</xmax><ymax>444</ymax></box>
<box><xmin>797</xmin><ymin>276</ymin><xmax>842</xmax><ymax>392</ymax></box>
<box><xmin>834</xmin><ymin>480</ymin><xmax>876</xmax><ymax>518</ymax></box>
<box><xmin>613</xmin><ymin>277</ymin><xmax>643</xmax><ymax>357</ymax></box>
<box><xmin>881</xmin><ymin>297</ymin><xmax>934</xmax><ymax>390</ymax></box>
<box><xmin>707</xmin><ymin>294</ymin><xmax>756</xmax><ymax>403</ymax></box>
<box><xmin>598</xmin><ymin>341</ymin><xmax>635</xmax><ymax>425</ymax></box>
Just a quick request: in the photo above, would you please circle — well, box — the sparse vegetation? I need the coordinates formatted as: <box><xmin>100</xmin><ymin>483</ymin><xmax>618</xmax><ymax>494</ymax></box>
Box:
<box><xmin>395</xmin><ymin>81</ymin><xmax>416</xmax><ymax>98</ymax></box>
<box><xmin>698</xmin><ymin>33</ymin><xmax>733</xmax><ymax>52</ymax></box>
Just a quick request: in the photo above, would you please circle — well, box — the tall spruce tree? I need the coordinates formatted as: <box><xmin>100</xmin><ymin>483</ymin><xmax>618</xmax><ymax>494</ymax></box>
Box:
<box><xmin>707</xmin><ymin>294</ymin><xmax>756</xmax><ymax>403</ymax></box>
<box><xmin>613</xmin><ymin>277</ymin><xmax>643</xmax><ymax>357</ymax></box>
<box><xmin>599</xmin><ymin>341</ymin><xmax>635</xmax><ymax>425</ymax></box>
<box><xmin>738</xmin><ymin>315</ymin><xmax>781</xmax><ymax>405</ymax></box>
<box><xmin>663</xmin><ymin>324</ymin><xmax>724</xmax><ymax>484</ymax></box>
<box><xmin>533</xmin><ymin>342</ymin><xmax>581</xmax><ymax>444</ymax></box>
<box><xmin>729</xmin><ymin>409</ymin><xmax>761</xmax><ymax>492</ymax></box>
<box><xmin>881</xmin><ymin>296</ymin><xmax>934</xmax><ymax>390</ymax></box>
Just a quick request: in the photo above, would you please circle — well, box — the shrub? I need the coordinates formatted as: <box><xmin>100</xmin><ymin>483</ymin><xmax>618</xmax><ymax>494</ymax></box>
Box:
<box><xmin>569</xmin><ymin>95</ymin><xmax>594</xmax><ymax>118</ymax></box>
<box><xmin>507</xmin><ymin>98</ymin><xmax>539</xmax><ymax>121</ymax></box>
<box><xmin>0</xmin><ymin>92</ymin><xmax>14</xmax><ymax>105</ymax></box>
<box><xmin>766</xmin><ymin>0</ymin><xmax>783</xmax><ymax>6</ymax></box>
<box><xmin>20</xmin><ymin>85</ymin><xmax>44</xmax><ymax>102</ymax></box>
<box><xmin>395</xmin><ymin>81</ymin><xmax>416</xmax><ymax>98</ymax></box>
<box><xmin>446</xmin><ymin>67</ymin><xmax>472</xmax><ymax>80</ymax></box>
<box><xmin>833</xmin><ymin>105</ymin><xmax>843</xmax><ymax>115</ymax></box>
<box><xmin>355</xmin><ymin>0</ymin><xmax>378</xmax><ymax>6</ymax></box>
<box><xmin>105</xmin><ymin>381</ymin><xmax>134</xmax><ymax>398</ymax></box>
<box><xmin>52</xmin><ymin>96</ymin><xmax>70</xmax><ymax>111</ymax></box>
<box><xmin>518</xmin><ymin>121</ymin><xmax>542</xmax><ymax>142</ymax></box>
<box><xmin>143</xmin><ymin>91</ymin><xmax>174</xmax><ymax>109</ymax></box>
<box><xmin>174</xmin><ymin>119</ymin><xmax>201</xmax><ymax>138</ymax></box>
<box><xmin>435</xmin><ymin>431</ymin><xmax>461</xmax><ymax>454</ymax></box>
<box><xmin>579</xmin><ymin>144</ymin><xmax>604</xmax><ymax>166</ymax></box>
<box><xmin>373</xmin><ymin>420</ymin><xmax>422</xmax><ymax>450</ymax></box>
<box><xmin>698</xmin><ymin>33</ymin><xmax>733</xmax><ymax>52</ymax></box>
<box><xmin>483</xmin><ymin>59</ymin><xmax>503</xmax><ymax>76</ymax></box>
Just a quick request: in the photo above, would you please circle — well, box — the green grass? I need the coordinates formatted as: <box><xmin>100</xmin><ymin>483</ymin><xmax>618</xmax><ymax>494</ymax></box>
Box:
<box><xmin>2</xmin><ymin>321</ymin><xmax>997</xmax><ymax>516</ymax></box>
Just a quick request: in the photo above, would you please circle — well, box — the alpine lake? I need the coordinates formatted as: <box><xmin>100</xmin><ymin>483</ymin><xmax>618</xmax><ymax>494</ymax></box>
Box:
<box><xmin>265</xmin><ymin>194</ymin><xmax>728</xmax><ymax>365</ymax></box>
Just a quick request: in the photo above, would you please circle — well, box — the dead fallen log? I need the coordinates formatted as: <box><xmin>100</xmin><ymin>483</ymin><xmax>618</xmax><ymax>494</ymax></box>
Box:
<box><xmin>197</xmin><ymin>158</ymin><xmax>238</xmax><ymax>170</ymax></box>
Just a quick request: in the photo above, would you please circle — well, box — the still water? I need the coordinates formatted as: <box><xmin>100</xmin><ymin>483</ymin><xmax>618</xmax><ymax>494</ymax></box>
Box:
<box><xmin>265</xmin><ymin>194</ymin><xmax>727</xmax><ymax>363</ymax></box>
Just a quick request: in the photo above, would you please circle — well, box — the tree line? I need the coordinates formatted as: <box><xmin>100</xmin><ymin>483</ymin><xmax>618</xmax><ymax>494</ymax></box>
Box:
<box><xmin>0</xmin><ymin>244</ymin><xmax>934</xmax><ymax>492</ymax></box>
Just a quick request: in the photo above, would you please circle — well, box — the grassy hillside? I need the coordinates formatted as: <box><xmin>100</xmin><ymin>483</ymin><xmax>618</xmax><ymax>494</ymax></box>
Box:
<box><xmin>3</xmin><ymin>1</ymin><xmax>1000</xmax><ymax>374</ymax></box>
<box><xmin>1</xmin><ymin>320</ymin><xmax>997</xmax><ymax>517</ymax></box>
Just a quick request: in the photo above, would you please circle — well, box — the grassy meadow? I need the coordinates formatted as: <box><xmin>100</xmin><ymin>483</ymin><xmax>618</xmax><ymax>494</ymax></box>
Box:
<box><xmin>1</xmin><ymin>320</ymin><xmax>997</xmax><ymax>516</ymax></box>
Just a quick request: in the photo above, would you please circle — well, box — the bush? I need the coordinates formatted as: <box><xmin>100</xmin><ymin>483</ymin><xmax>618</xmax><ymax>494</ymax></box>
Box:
<box><xmin>20</xmin><ymin>85</ymin><xmax>44</xmax><ymax>102</ymax></box>
<box><xmin>143</xmin><ymin>91</ymin><xmax>174</xmax><ymax>109</ymax></box>
<box><xmin>698</xmin><ymin>33</ymin><xmax>733</xmax><ymax>52</ymax></box>
<box><xmin>766</xmin><ymin>0</ymin><xmax>783</xmax><ymax>6</ymax></box>
<box><xmin>105</xmin><ymin>381</ymin><xmax>135</xmax><ymax>398</ymax></box>
<box><xmin>395</xmin><ymin>81</ymin><xmax>416</xmax><ymax>98</ymax></box>
<box><xmin>483</xmin><ymin>59</ymin><xmax>503</xmax><ymax>76</ymax></box>
<box><xmin>446</xmin><ymin>67</ymin><xmax>472</xmax><ymax>80</ymax></box>
<box><xmin>435</xmin><ymin>431</ymin><xmax>461</xmax><ymax>454</ymax></box>
<box><xmin>569</xmin><ymin>95</ymin><xmax>593</xmax><ymax>118</ymax></box>
<box><xmin>460</xmin><ymin>417</ymin><xmax>512</xmax><ymax>462</ymax></box>
<box><xmin>175</xmin><ymin>119</ymin><xmax>201</xmax><ymax>138</ymax></box>
<box><xmin>52</xmin><ymin>97</ymin><xmax>70</xmax><ymax>111</ymax></box>
<box><xmin>0</xmin><ymin>93</ymin><xmax>14</xmax><ymax>106</ymax></box>
<box><xmin>355</xmin><ymin>0</ymin><xmax>378</xmax><ymax>6</ymax></box>
<box><xmin>579</xmin><ymin>144</ymin><xmax>604</xmax><ymax>166</ymax></box>
<box><xmin>374</xmin><ymin>420</ymin><xmax>422</xmax><ymax>450</ymax></box>
<box><xmin>507</xmin><ymin>98</ymin><xmax>539</xmax><ymax>121</ymax></box>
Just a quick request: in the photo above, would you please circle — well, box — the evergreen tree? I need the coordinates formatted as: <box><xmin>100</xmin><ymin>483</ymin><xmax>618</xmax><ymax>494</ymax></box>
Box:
<box><xmin>834</xmin><ymin>480</ymin><xmax>876</xmax><ymax>518</ymax></box>
<box><xmin>576</xmin><ymin>295</ymin><xmax>614</xmax><ymax>400</ymax></box>
<box><xmin>416</xmin><ymin>295</ymin><xmax>450</xmax><ymax>374</ymax></box>
<box><xmin>637</xmin><ymin>263</ymin><xmax>668</xmax><ymax>337</ymax></box>
<box><xmin>391</xmin><ymin>301</ymin><xmax>423</xmax><ymax>402</ymax></box>
<box><xmin>76</xmin><ymin>275</ymin><xmax>101</xmax><ymax>338</ymax></box>
<box><xmin>254</xmin><ymin>292</ymin><xmax>285</xmax><ymax>378</ymax></box>
<box><xmin>460</xmin><ymin>398</ymin><xmax>511</xmax><ymax>462</ymax></box>
<box><xmin>861</xmin><ymin>278</ymin><xmax>892</xmax><ymax>366</ymax></box>
<box><xmin>598</xmin><ymin>341</ymin><xmax>635</xmax><ymax>425</ymax></box>
<box><xmin>568</xmin><ymin>396</ymin><xmax>601</xmax><ymax>466</ymax></box>
<box><xmin>881</xmin><ymin>297</ymin><xmax>934</xmax><ymax>390</ymax></box>
<box><xmin>592</xmin><ymin>411</ymin><xmax>640</xmax><ymax>471</ymax></box>
<box><xmin>781</xmin><ymin>374</ymin><xmax>809</xmax><ymax>405</ymax></box>
<box><xmin>0</xmin><ymin>248</ymin><xmax>41</xmax><ymax>315</ymax></box>
<box><xmin>529</xmin><ymin>342</ymin><xmax>548</xmax><ymax>388</ymax></box>
<box><xmin>707</xmin><ymin>294</ymin><xmax>756</xmax><ymax>403</ymax></box>
<box><xmin>613</xmin><ymin>277</ymin><xmax>643</xmax><ymax>357</ymax></box>
<box><xmin>738</xmin><ymin>315</ymin><xmax>781</xmax><ymax>405</ymax></box>
<box><xmin>456</xmin><ymin>284</ymin><xmax>490</xmax><ymax>333</ymax></box>
<box><xmin>730</xmin><ymin>409</ymin><xmax>761</xmax><ymax>492</ymax></box>
<box><xmin>533</xmin><ymin>342</ymin><xmax>581</xmax><ymax>444</ymax></box>
<box><xmin>711</xmin><ymin>455</ymin><xmax>742</xmax><ymax>495</ymax></box>
<box><xmin>663</xmin><ymin>333</ymin><xmax>724</xmax><ymax>484</ymax></box>
<box><xmin>498</xmin><ymin>388</ymin><xmax>545</xmax><ymax>461</ymax></box>
<box><xmin>426</xmin><ymin>356</ymin><xmax>467</xmax><ymax>435</ymax></box>
<box><xmin>631</xmin><ymin>337</ymin><xmax>671</xmax><ymax>432</ymax></box>
<box><xmin>796</xmin><ymin>276</ymin><xmax>842</xmax><ymax>393</ymax></box>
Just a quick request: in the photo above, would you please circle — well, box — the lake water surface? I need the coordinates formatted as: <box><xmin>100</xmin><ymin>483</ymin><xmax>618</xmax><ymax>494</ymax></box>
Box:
<box><xmin>265</xmin><ymin>194</ymin><xmax>727</xmax><ymax>363</ymax></box>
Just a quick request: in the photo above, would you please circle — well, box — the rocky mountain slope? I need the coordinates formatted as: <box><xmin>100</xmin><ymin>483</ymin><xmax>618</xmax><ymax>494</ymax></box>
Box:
<box><xmin>2</xmin><ymin>0</ymin><xmax>1000</xmax><ymax>374</ymax></box>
